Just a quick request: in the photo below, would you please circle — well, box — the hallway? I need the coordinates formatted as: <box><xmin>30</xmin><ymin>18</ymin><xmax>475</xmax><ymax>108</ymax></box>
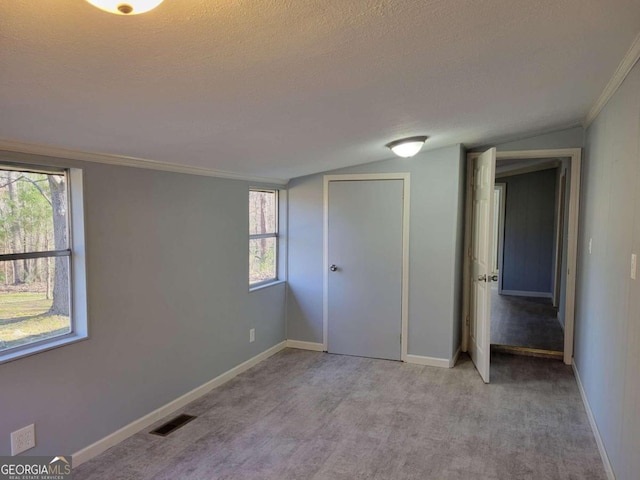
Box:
<box><xmin>490</xmin><ymin>286</ymin><xmax>564</xmax><ymax>352</ymax></box>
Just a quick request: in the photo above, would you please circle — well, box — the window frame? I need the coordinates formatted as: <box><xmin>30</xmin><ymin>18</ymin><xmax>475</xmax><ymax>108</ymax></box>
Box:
<box><xmin>0</xmin><ymin>161</ymin><xmax>87</xmax><ymax>364</ymax></box>
<box><xmin>249</xmin><ymin>188</ymin><xmax>279</xmax><ymax>289</ymax></box>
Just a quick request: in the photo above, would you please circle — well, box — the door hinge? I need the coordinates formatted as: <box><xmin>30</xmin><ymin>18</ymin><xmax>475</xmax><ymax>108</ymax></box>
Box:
<box><xmin>465</xmin><ymin>315</ymin><xmax>470</xmax><ymax>326</ymax></box>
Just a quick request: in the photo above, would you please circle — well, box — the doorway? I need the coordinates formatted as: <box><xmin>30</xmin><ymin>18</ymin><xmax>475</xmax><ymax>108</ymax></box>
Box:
<box><xmin>462</xmin><ymin>148</ymin><xmax>582</xmax><ymax>382</ymax></box>
<box><xmin>323</xmin><ymin>174</ymin><xmax>410</xmax><ymax>361</ymax></box>
<box><xmin>490</xmin><ymin>161</ymin><xmax>569</xmax><ymax>358</ymax></box>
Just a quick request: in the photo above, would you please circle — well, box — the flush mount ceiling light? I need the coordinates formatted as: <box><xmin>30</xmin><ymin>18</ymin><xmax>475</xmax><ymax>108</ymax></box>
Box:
<box><xmin>386</xmin><ymin>136</ymin><xmax>429</xmax><ymax>158</ymax></box>
<box><xmin>85</xmin><ymin>0</ymin><xmax>164</xmax><ymax>15</ymax></box>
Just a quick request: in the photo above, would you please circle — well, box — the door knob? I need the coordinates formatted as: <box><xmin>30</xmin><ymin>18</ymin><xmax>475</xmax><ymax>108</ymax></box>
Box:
<box><xmin>330</xmin><ymin>264</ymin><xmax>338</xmax><ymax>272</ymax></box>
<box><xmin>477</xmin><ymin>274</ymin><xmax>487</xmax><ymax>282</ymax></box>
<box><xmin>489</xmin><ymin>274</ymin><xmax>498</xmax><ymax>282</ymax></box>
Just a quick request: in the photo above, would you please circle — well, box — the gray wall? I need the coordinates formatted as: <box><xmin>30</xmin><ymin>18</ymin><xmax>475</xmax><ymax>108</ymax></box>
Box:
<box><xmin>287</xmin><ymin>144</ymin><xmax>466</xmax><ymax>360</ymax></box>
<box><xmin>500</xmin><ymin>168</ymin><xmax>557</xmax><ymax>295</ymax></box>
<box><xmin>0</xmin><ymin>152</ymin><xmax>286</xmax><ymax>457</ymax></box>
<box><xmin>575</xmin><ymin>59</ymin><xmax>640</xmax><ymax>480</ymax></box>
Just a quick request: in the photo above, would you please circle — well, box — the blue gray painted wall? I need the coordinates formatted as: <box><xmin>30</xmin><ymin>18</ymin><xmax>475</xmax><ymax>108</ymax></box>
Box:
<box><xmin>287</xmin><ymin>144</ymin><xmax>466</xmax><ymax>361</ymax></box>
<box><xmin>575</xmin><ymin>59</ymin><xmax>640</xmax><ymax>480</ymax></box>
<box><xmin>500</xmin><ymin>168</ymin><xmax>557</xmax><ymax>296</ymax></box>
<box><xmin>0</xmin><ymin>151</ymin><xmax>286</xmax><ymax>457</ymax></box>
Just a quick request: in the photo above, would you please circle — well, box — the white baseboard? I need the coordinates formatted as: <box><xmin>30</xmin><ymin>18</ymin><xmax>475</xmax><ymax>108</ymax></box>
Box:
<box><xmin>72</xmin><ymin>341</ymin><xmax>287</xmax><ymax>468</ymax></box>
<box><xmin>405</xmin><ymin>354</ymin><xmax>450</xmax><ymax>369</ymax></box>
<box><xmin>572</xmin><ymin>362</ymin><xmax>616</xmax><ymax>480</ymax></box>
<box><xmin>285</xmin><ymin>340</ymin><xmax>325</xmax><ymax>351</ymax></box>
<box><xmin>286</xmin><ymin>342</ymin><xmax>458</xmax><ymax>368</ymax></box>
<box><xmin>500</xmin><ymin>290</ymin><xmax>553</xmax><ymax>298</ymax></box>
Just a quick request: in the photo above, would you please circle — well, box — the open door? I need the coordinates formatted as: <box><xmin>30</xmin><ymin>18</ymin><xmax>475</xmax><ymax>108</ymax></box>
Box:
<box><xmin>469</xmin><ymin>147</ymin><xmax>496</xmax><ymax>383</ymax></box>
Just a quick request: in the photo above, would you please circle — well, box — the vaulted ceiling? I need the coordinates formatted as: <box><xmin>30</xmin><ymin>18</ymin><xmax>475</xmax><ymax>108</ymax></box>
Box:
<box><xmin>2</xmin><ymin>0</ymin><xmax>640</xmax><ymax>180</ymax></box>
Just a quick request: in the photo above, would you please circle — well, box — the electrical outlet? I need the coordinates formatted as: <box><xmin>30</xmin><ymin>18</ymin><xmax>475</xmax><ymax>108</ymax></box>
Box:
<box><xmin>249</xmin><ymin>328</ymin><xmax>255</xmax><ymax>343</ymax></box>
<box><xmin>11</xmin><ymin>424</ymin><xmax>35</xmax><ymax>456</ymax></box>
<box><xmin>631</xmin><ymin>254</ymin><xmax>637</xmax><ymax>280</ymax></box>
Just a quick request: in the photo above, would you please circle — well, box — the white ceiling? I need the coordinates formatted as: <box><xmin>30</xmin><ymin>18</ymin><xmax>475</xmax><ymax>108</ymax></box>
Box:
<box><xmin>2</xmin><ymin>0</ymin><xmax>640</xmax><ymax>180</ymax></box>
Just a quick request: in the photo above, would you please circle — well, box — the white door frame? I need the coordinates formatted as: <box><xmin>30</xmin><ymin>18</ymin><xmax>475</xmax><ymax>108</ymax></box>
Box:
<box><xmin>323</xmin><ymin>173</ymin><xmax>411</xmax><ymax>361</ymax></box>
<box><xmin>462</xmin><ymin>148</ymin><xmax>582</xmax><ymax>365</ymax></box>
<box><xmin>494</xmin><ymin>183</ymin><xmax>507</xmax><ymax>293</ymax></box>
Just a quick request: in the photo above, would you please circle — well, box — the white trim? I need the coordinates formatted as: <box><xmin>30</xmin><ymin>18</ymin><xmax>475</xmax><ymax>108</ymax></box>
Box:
<box><xmin>462</xmin><ymin>149</ymin><xmax>581</xmax><ymax>366</ymax></box>
<box><xmin>0</xmin><ymin>335</ymin><xmax>88</xmax><ymax>365</ymax></box>
<box><xmin>72</xmin><ymin>341</ymin><xmax>287</xmax><ymax>468</ymax></box>
<box><xmin>405</xmin><ymin>354</ymin><xmax>450</xmax><ymax>368</ymax></box>
<box><xmin>553</xmin><ymin>168</ymin><xmax>567</xmax><ymax>307</ymax></box>
<box><xmin>402</xmin><ymin>177</ymin><xmax>411</xmax><ymax>361</ymax></box>
<box><xmin>0</xmin><ymin>166</ymin><xmax>88</xmax><ymax>365</ymax></box>
<box><xmin>572</xmin><ymin>362</ymin><xmax>616</xmax><ymax>480</ymax></box>
<box><xmin>564</xmin><ymin>151</ymin><xmax>581</xmax><ymax>365</ymax></box>
<box><xmin>461</xmin><ymin>159</ymin><xmax>473</xmax><ymax>353</ymax></box>
<box><xmin>286</xmin><ymin>340</ymin><xmax>325</xmax><ymax>351</ymax></box>
<box><xmin>500</xmin><ymin>290</ymin><xmax>553</xmax><ymax>299</ymax></box>
<box><xmin>494</xmin><ymin>183</ymin><xmax>506</xmax><ymax>288</ymax></box>
<box><xmin>450</xmin><ymin>346</ymin><xmax>461</xmax><ymax>368</ymax></box>
<box><xmin>467</xmin><ymin>148</ymin><xmax>580</xmax><ymax>162</ymax></box>
<box><xmin>283</xmin><ymin>190</ymin><xmax>290</xmax><ymax>339</ymax></box>
<box><xmin>323</xmin><ymin>179</ymin><xmax>329</xmax><ymax>352</ymax></box>
<box><xmin>249</xmin><ymin>279</ymin><xmax>286</xmax><ymax>292</ymax></box>
<box><xmin>584</xmin><ymin>31</ymin><xmax>640</xmax><ymax>128</ymax></box>
<box><xmin>0</xmin><ymin>137</ymin><xmax>287</xmax><ymax>186</ymax></box>
<box><xmin>322</xmin><ymin>173</ymin><xmax>410</xmax><ymax>361</ymax></box>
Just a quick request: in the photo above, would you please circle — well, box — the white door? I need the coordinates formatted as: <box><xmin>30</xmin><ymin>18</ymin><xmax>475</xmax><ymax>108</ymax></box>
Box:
<box><xmin>470</xmin><ymin>148</ymin><xmax>496</xmax><ymax>383</ymax></box>
<box><xmin>327</xmin><ymin>179</ymin><xmax>404</xmax><ymax>360</ymax></box>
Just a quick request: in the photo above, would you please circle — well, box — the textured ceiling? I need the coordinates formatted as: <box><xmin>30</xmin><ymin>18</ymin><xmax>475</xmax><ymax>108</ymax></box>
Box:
<box><xmin>2</xmin><ymin>0</ymin><xmax>640</xmax><ymax>180</ymax></box>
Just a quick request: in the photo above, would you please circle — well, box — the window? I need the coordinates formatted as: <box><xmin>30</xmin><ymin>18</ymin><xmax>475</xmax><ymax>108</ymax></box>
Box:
<box><xmin>0</xmin><ymin>163</ymin><xmax>87</xmax><ymax>362</ymax></box>
<box><xmin>249</xmin><ymin>189</ymin><xmax>278</xmax><ymax>286</ymax></box>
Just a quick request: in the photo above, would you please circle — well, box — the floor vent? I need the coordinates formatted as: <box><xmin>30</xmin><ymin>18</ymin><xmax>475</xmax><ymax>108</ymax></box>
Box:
<box><xmin>149</xmin><ymin>414</ymin><xmax>197</xmax><ymax>437</ymax></box>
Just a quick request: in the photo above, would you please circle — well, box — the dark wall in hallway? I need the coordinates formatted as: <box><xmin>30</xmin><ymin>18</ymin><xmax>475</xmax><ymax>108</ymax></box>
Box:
<box><xmin>500</xmin><ymin>168</ymin><xmax>557</xmax><ymax>296</ymax></box>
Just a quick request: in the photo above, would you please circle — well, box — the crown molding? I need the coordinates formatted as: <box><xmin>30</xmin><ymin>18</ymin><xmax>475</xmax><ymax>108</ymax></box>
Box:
<box><xmin>584</xmin><ymin>31</ymin><xmax>640</xmax><ymax>127</ymax></box>
<box><xmin>0</xmin><ymin>137</ymin><xmax>288</xmax><ymax>186</ymax></box>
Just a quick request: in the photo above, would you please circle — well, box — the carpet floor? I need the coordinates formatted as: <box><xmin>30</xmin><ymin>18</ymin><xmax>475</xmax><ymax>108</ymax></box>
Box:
<box><xmin>491</xmin><ymin>286</ymin><xmax>565</xmax><ymax>352</ymax></box>
<box><xmin>72</xmin><ymin>349</ymin><xmax>605</xmax><ymax>480</ymax></box>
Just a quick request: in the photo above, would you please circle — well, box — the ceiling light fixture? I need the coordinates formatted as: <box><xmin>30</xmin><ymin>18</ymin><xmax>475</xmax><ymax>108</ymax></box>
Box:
<box><xmin>85</xmin><ymin>0</ymin><xmax>164</xmax><ymax>15</ymax></box>
<box><xmin>386</xmin><ymin>136</ymin><xmax>429</xmax><ymax>158</ymax></box>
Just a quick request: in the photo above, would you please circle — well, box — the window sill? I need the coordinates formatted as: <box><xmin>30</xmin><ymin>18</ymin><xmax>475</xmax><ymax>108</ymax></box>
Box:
<box><xmin>0</xmin><ymin>333</ymin><xmax>88</xmax><ymax>365</ymax></box>
<box><xmin>249</xmin><ymin>279</ymin><xmax>286</xmax><ymax>292</ymax></box>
